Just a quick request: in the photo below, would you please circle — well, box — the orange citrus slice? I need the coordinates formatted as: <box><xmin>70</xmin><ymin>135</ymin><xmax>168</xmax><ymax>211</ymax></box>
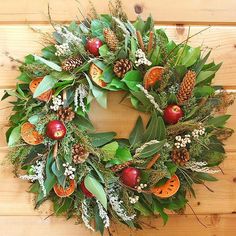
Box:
<box><xmin>144</xmin><ymin>66</ymin><xmax>164</xmax><ymax>89</ymax></box>
<box><xmin>89</xmin><ymin>63</ymin><xmax>107</xmax><ymax>88</ymax></box>
<box><xmin>21</xmin><ymin>122</ymin><xmax>44</xmax><ymax>145</ymax></box>
<box><xmin>151</xmin><ymin>174</ymin><xmax>180</xmax><ymax>198</ymax></box>
<box><xmin>53</xmin><ymin>179</ymin><xmax>76</xmax><ymax>197</ymax></box>
<box><xmin>29</xmin><ymin>77</ymin><xmax>52</xmax><ymax>102</ymax></box>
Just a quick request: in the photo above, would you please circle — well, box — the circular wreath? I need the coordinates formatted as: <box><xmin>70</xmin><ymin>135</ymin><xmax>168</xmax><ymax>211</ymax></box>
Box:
<box><xmin>3</xmin><ymin>1</ymin><xmax>235</xmax><ymax>234</ymax></box>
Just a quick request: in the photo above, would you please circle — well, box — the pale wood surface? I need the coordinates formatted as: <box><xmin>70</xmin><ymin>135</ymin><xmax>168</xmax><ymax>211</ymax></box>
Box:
<box><xmin>0</xmin><ymin>0</ymin><xmax>236</xmax><ymax>235</ymax></box>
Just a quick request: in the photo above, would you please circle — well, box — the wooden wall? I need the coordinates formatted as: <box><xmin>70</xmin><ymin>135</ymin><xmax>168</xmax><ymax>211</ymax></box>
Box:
<box><xmin>0</xmin><ymin>1</ymin><xmax>236</xmax><ymax>235</ymax></box>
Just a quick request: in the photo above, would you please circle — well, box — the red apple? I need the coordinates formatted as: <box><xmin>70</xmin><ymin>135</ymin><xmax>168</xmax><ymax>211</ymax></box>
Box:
<box><xmin>120</xmin><ymin>167</ymin><xmax>141</xmax><ymax>188</ymax></box>
<box><xmin>80</xmin><ymin>180</ymin><xmax>94</xmax><ymax>198</ymax></box>
<box><xmin>86</xmin><ymin>38</ymin><xmax>103</xmax><ymax>56</ymax></box>
<box><xmin>163</xmin><ymin>105</ymin><xmax>184</xmax><ymax>125</ymax></box>
<box><xmin>46</xmin><ymin>120</ymin><xmax>66</xmax><ymax>140</ymax></box>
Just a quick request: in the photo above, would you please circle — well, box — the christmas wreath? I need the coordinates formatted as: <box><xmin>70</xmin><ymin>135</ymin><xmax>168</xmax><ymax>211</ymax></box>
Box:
<box><xmin>3</xmin><ymin>1</ymin><xmax>235</xmax><ymax>234</ymax></box>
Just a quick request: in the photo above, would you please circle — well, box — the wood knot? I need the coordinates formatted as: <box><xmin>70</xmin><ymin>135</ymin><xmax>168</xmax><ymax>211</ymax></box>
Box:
<box><xmin>233</xmin><ymin>177</ymin><xmax>236</xmax><ymax>183</ymax></box>
<box><xmin>210</xmin><ymin>214</ymin><xmax>221</xmax><ymax>226</ymax></box>
<box><xmin>234</xmin><ymin>44</ymin><xmax>236</xmax><ymax>48</ymax></box>
<box><xmin>176</xmin><ymin>24</ymin><xmax>185</xmax><ymax>35</ymax></box>
<box><xmin>197</xmin><ymin>202</ymin><xmax>201</xmax><ymax>206</ymax></box>
<box><xmin>134</xmin><ymin>4</ymin><xmax>143</xmax><ymax>14</ymax></box>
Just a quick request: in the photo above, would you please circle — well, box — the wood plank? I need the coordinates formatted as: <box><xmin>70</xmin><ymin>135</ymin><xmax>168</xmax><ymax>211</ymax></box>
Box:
<box><xmin>0</xmin><ymin>0</ymin><xmax>236</xmax><ymax>24</ymax></box>
<box><xmin>1</xmin><ymin>25</ymin><xmax>236</xmax><ymax>88</ymax></box>
<box><xmin>0</xmin><ymin>149</ymin><xmax>236</xmax><ymax>216</ymax></box>
<box><xmin>0</xmin><ymin>214</ymin><xmax>236</xmax><ymax>236</ymax></box>
<box><xmin>0</xmin><ymin>90</ymin><xmax>235</xmax><ymax>150</ymax></box>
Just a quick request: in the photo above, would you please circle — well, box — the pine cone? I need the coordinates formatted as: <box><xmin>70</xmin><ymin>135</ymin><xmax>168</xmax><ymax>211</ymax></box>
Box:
<box><xmin>177</xmin><ymin>70</ymin><xmax>196</xmax><ymax>105</ymax></box>
<box><xmin>110</xmin><ymin>161</ymin><xmax>133</xmax><ymax>172</ymax></box>
<box><xmin>58</xmin><ymin>107</ymin><xmax>75</xmax><ymax>122</ymax></box>
<box><xmin>72</xmin><ymin>143</ymin><xmax>89</xmax><ymax>164</ymax></box>
<box><xmin>113</xmin><ymin>59</ymin><xmax>132</xmax><ymax>78</ymax></box>
<box><xmin>103</xmin><ymin>28</ymin><xmax>119</xmax><ymax>51</ymax></box>
<box><xmin>62</xmin><ymin>56</ymin><xmax>83</xmax><ymax>71</ymax></box>
<box><xmin>171</xmin><ymin>148</ymin><xmax>190</xmax><ymax>166</ymax></box>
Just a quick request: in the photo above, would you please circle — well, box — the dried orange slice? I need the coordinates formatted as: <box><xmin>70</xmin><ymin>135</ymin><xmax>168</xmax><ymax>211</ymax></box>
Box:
<box><xmin>151</xmin><ymin>174</ymin><xmax>180</xmax><ymax>198</ymax></box>
<box><xmin>144</xmin><ymin>66</ymin><xmax>164</xmax><ymax>89</ymax></box>
<box><xmin>29</xmin><ymin>77</ymin><xmax>52</xmax><ymax>102</ymax></box>
<box><xmin>21</xmin><ymin>122</ymin><xmax>44</xmax><ymax>145</ymax></box>
<box><xmin>89</xmin><ymin>63</ymin><xmax>107</xmax><ymax>88</ymax></box>
<box><xmin>53</xmin><ymin>179</ymin><xmax>76</xmax><ymax>197</ymax></box>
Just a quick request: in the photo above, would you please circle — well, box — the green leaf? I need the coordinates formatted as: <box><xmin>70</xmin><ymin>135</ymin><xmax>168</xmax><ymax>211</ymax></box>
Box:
<box><xmin>156</xmin><ymin>116</ymin><xmax>166</xmax><ymax>140</ymax></box>
<box><xmin>168</xmin><ymin>93</ymin><xmax>178</xmax><ymax>104</ymax></box>
<box><xmin>194</xmin><ymin>86</ymin><xmax>215</xmax><ymax>98</ymax></box>
<box><xmin>91</xmin><ymin>19</ymin><xmax>110</xmax><ymax>39</ymax></box>
<box><xmin>195</xmin><ymin>172</ymin><xmax>218</xmax><ymax>182</ymax></box>
<box><xmin>196</xmin><ymin>71</ymin><xmax>216</xmax><ymax>85</ymax></box>
<box><xmin>143</xmin><ymin>15</ymin><xmax>154</xmax><ymax>33</ymax></box>
<box><xmin>17</xmin><ymin>73</ymin><xmax>31</xmax><ymax>83</ymax></box>
<box><xmin>88</xmin><ymin>132</ymin><xmax>117</xmax><ymax>147</ymax></box>
<box><xmin>139</xmin><ymin>140</ymin><xmax>166</xmax><ymax>158</ymax></box>
<box><xmin>94</xmin><ymin>205</ymin><xmax>105</xmax><ymax>235</ymax></box>
<box><xmin>50</xmin><ymin>71</ymin><xmax>75</xmax><ymax>81</ymax></box>
<box><xmin>109</xmin><ymin>146</ymin><xmax>132</xmax><ymax>165</ymax></box>
<box><xmin>34</xmin><ymin>55</ymin><xmax>62</xmax><ymax>71</ymax></box>
<box><xmin>101</xmin><ymin>141</ymin><xmax>119</xmax><ymax>161</ymax></box>
<box><xmin>129</xmin><ymin>116</ymin><xmax>144</xmax><ymax>148</ymax></box>
<box><xmin>133</xmin><ymin>16</ymin><xmax>145</xmax><ymax>34</ymax></box>
<box><xmin>73</xmin><ymin>115</ymin><xmax>94</xmax><ymax>132</ymax></box>
<box><xmin>122</xmin><ymin>70</ymin><xmax>142</xmax><ymax>91</ymax></box>
<box><xmin>51</xmin><ymin>161</ymin><xmax>64</xmax><ymax>177</ymax></box>
<box><xmin>99</xmin><ymin>44</ymin><xmax>109</xmax><ymax>57</ymax></box>
<box><xmin>193</xmin><ymin>51</ymin><xmax>211</xmax><ymax>75</ymax></box>
<box><xmin>143</xmin><ymin>112</ymin><xmax>159</xmax><ymax>142</ymax></box>
<box><xmin>54</xmin><ymin>198</ymin><xmax>73</xmax><ymax>215</ymax></box>
<box><xmin>207</xmin><ymin>115</ymin><xmax>231</xmax><ymax>127</ymax></box>
<box><xmin>33</xmin><ymin>75</ymin><xmax>57</xmax><ymax>98</ymax></box>
<box><xmin>105</xmin><ymin>78</ymin><xmax>127</xmax><ymax>91</ymax></box>
<box><xmin>149</xmin><ymin>46</ymin><xmax>160</xmax><ymax>65</ymax></box>
<box><xmin>152</xmin><ymin>199</ymin><xmax>169</xmax><ymax>225</ymax></box>
<box><xmin>8</xmin><ymin>126</ymin><xmax>21</xmax><ymax>146</ymax></box>
<box><xmin>134</xmin><ymin>201</ymin><xmax>152</xmax><ymax>216</ymax></box>
<box><xmin>181</xmin><ymin>47</ymin><xmax>201</xmax><ymax>67</ymax></box>
<box><xmin>84</xmin><ymin>175</ymin><xmax>107</xmax><ymax>209</ymax></box>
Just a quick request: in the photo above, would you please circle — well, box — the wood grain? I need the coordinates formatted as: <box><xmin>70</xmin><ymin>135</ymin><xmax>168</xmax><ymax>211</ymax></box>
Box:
<box><xmin>1</xmin><ymin>25</ymin><xmax>236</xmax><ymax>88</ymax></box>
<box><xmin>0</xmin><ymin>0</ymin><xmax>236</xmax><ymax>24</ymax></box>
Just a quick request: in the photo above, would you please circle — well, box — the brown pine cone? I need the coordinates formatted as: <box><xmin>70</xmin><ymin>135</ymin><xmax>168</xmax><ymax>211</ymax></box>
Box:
<box><xmin>58</xmin><ymin>107</ymin><xmax>75</xmax><ymax>122</ymax></box>
<box><xmin>62</xmin><ymin>56</ymin><xmax>83</xmax><ymax>71</ymax></box>
<box><xmin>177</xmin><ymin>70</ymin><xmax>196</xmax><ymax>105</ymax></box>
<box><xmin>171</xmin><ymin>148</ymin><xmax>190</xmax><ymax>166</ymax></box>
<box><xmin>72</xmin><ymin>143</ymin><xmax>89</xmax><ymax>164</ymax></box>
<box><xmin>103</xmin><ymin>28</ymin><xmax>119</xmax><ymax>51</ymax></box>
<box><xmin>110</xmin><ymin>161</ymin><xmax>133</xmax><ymax>172</ymax></box>
<box><xmin>113</xmin><ymin>59</ymin><xmax>132</xmax><ymax>78</ymax></box>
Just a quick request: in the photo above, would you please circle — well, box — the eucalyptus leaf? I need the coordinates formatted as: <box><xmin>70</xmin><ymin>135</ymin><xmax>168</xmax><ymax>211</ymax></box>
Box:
<box><xmin>8</xmin><ymin>126</ymin><xmax>21</xmax><ymax>146</ymax></box>
<box><xmin>84</xmin><ymin>175</ymin><xmax>107</xmax><ymax>209</ymax></box>
<box><xmin>139</xmin><ymin>140</ymin><xmax>166</xmax><ymax>158</ymax></box>
<box><xmin>129</xmin><ymin>116</ymin><xmax>144</xmax><ymax>148</ymax></box>
<box><xmin>101</xmin><ymin>141</ymin><xmax>119</xmax><ymax>161</ymax></box>
<box><xmin>207</xmin><ymin>115</ymin><xmax>231</xmax><ymax>127</ymax></box>
<box><xmin>181</xmin><ymin>47</ymin><xmax>201</xmax><ymax>67</ymax></box>
<box><xmin>34</xmin><ymin>55</ymin><xmax>62</xmax><ymax>71</ymax></box>
<box><xmin>33</xmin><ymin>75</ymin><xmax>58</xmax><ymax>98</ymax></box>
<box><xmin>88</xmin><ymin>132</ymin><xmax>116</xmax><ymax>147</ymax></box>
<box><xmin>196</xmin><ymin>71</ymin><xmax>216</xmax><ymax>85</ymax></box>
<box><xmin>28</xmin><ymin>115</ymin><xmax>39</xmax><ymax>125</ymax></box>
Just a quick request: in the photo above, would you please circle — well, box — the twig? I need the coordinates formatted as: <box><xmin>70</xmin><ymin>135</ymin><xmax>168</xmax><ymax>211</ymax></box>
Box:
<box><xmin>53</xmin><ymin>142</ymin><xmax>60</xmax><ymax>170</ymax></box>
<box><xmin>203</xmin><ymin>183</ymin><xmax>214</xmax><ymax>193</ymax></box>
<box><xmin>147</xmin><ymin>31</ymin><xmax>154</xmax><ymax>54</ymax></box>
<box><xmin>187</xmin><ymin>203</ymin><xmax>207</xmax><ymax>228</ymax></box>
<box><xmin>136</xmin><ymin>30</ymin><xmax>145</xmax><ymax>51</ymax></box>
<box><xmin>146</xmin><ymin>154</ymin><xmax>160</xmax><ymax>169</ymax></box>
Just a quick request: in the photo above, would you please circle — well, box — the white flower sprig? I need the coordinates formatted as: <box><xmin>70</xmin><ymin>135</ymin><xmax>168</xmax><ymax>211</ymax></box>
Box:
<box><xmin>96</xmin><ymin>200</ymin><xmax>110</xmax><ymax>228</ymax></box>
<box><xmin>82</xmin><ymin>199</ymin><xmax>94</xmax><ymax>231</ymax></box>
<box><xmin>174</xmin><ymin>134</ymin><xmax>191</xmax><ymax>149</ymax></box>
<box><xmin>20</xmin><ymin>159</ymin><xmax>47</xmax><ymax>197</ymax></box>
<box><xmin>137</xmin><ymin>84</ymin><xmax>163</xmax><ymax>114</ymax></box>
<box><xmin>107</xmin><ymin>185</ymin><xmax>136</xmax><ymax>222</ymax></box>
<box><xmin>55</xmin><ymin>26</ymin><xmax>82</xmax><ymax>45</ymax></box>
<box><xmin>135</xmin><ymin>49</ymin><xmax>152</xmax><ymax>67</ymax></box>
<box><xmin>192</xmin><ymin>126</ymin><xmax>206</xmax><ymax>139</ymax></box>
<box><xmin>129</xmin><ymin>195</ymin><xmax>139</xmax><ymax>204</ymax></box>
<box><xmin>74</xmin><ymin>84</ymin><xmax>88</xmax><ymax>112</ymax></box>
<box><xmin>55</xmin><ymin>43</ymin><xmax>71</xmax><ymax>57</ymax></box>
<box><xmin>63</xmin><ymin>162</ymin><xmax>76</xmax><ymax>180</ymax></box>
<box><xmin>136</xmin><ymin>183</ymin><xmax>147</xmax><ymax>193</ymax></box>
<box><xmin>50</xmin><ymin>95</ymin><xmax>64</xmax><ymax>111</ymax></box>
<box><xmin>185</xmin><ymin>161</ymin><xmax>220</xmax><ymax>174</ymax></box>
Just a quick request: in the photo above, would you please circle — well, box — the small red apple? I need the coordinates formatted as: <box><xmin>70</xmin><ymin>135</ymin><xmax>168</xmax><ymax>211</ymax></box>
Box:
<box><xmin>163</xmin><ymin>105</ymin><xmax>184</xmax><ymax>125</ymax></box>
<box><xmin>80</xmin><ymin>180</ymin><xmax>94</xmax><ymax>198</ymax></box>
<box><xmin>46</xmin><ymin>120</ymin><xmax>66</xmax><ymax>140</ymax></box>
<box><xmin>120</xmin><ymin>167</ymin><xmax>141</xmax><ymax>188</ymax></box>
<box><xmin>86</xmin><ymin>38</ymin><xmax>103</xmax><ymax>56</ymax></box>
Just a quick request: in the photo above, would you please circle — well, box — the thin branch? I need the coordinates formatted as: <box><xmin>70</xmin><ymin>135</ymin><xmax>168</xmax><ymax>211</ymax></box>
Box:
<box><xmin>187</xmin><ymin>203</ymin><xmax>207</xmax><ymax>228</ymax></box>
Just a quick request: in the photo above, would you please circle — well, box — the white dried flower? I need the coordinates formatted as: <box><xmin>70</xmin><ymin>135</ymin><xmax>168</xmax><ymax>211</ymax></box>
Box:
<box><xmin>185</xmin><ymin>161</ymin><xmax>220</xmax><ymax>174</ymax></box>
<box><xmin>20</xmin><ymin>159</ymin><xmax>46</xmax><ymax>197</ymax></box>
<box><xmin>55</xmin><ymin>43</ymin><xmax>71</xmax><ymax>56</ymax></box>
<box><xmin>192</xmin><ymin>126</ymin><xmax>206</xmax><ymax>139</ymax></box>
<box><xmin>137</xmin><ymin>84</ymin><xmax>163</xmax><ymax>114</ymax></box>
<box><xmin>174</xmin><ymin>135</ymin><xmax>191</xmax><ymax>149</ymax></box>
<box><xmin>96</xmin><ymin>200</ymin><xmax>110</xmax><ymax>228</ymax></box>
<box><xmin>107</xmin><ymin>185</ymin><xmax>136</xmax><ymax>222</ymax></box>
<box><xmin>129</xmin><ymin>195</ymin><xmax>139</xmax><ymax>204</ymax></box>
<box><xmin>50</xmin><ymin>95</ymin><xmax>64</xmax><ymax>111</ymax></box>
<box><xmin>82</xmin><ymin>199</ymin><xmax>94</xmax><ymax>231</ymax></box>
<box><xmin>63</xmin><ymin>162</ymin><xmax>76</xmax><ymax>180</ymax></box>
<box><xmin>135</xmin><ymin>49</ymin><xmax>152</xmax><ymax>67</ymax></box>
<box><xmin>74</xmin><ymin>84</ymin><xmax>88</xmax><ymax>112</ymax></box>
